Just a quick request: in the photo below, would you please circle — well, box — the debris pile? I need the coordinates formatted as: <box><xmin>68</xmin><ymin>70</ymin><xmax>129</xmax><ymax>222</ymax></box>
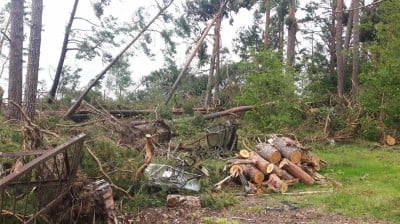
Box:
<box><xmin>216</xmin><ymin>134</ymin><xmax>325</xmax><ymax>194</ymax></box>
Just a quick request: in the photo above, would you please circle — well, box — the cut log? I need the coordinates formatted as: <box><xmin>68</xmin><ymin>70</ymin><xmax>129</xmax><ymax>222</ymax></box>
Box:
<box><xmin>239</xmin><ymin>164</ymin><xmax>265</xmax><ymax>184</ymax></box>
<box><xmin>272</xmin><ymin>164</ymin><xmax>296</xmax><ymax>181</ymax></box>
<box><xmin>239</xmin><ymin>149</ymin><xmax>250</xmax><ymax>158</ymax></box>
<box><xmin>385</xmin><ymin>134</ymin><xmax>396</xmax><ymax>146</ymax></box>
<box><xmin>263</xmin><ymin>173</ymin><xmax>288</xmax><ymax>193</ymax></box>
<box><xmin>301</xmin><ymin>151</ymin><xmax>321</xmax><ymax>170</ymax></box>
<box><xmin>255</xmin><ymin>142</ymin><xmax>281</xmax><ymax>164</ymax></box>
<box><xmin>270</xmin><ymin>137</ymin><xmax>301</xmax><ymax>164</ymax></box>
<box><xmin>279</xmin><ymin>158</ymin><xmax>314</xmax><ymax>185</ymax></box>
<box><xmin>249</xmin><ymin>151</ymin><xmax>274</xmax><ymax>174</ymax></box>
<box><xmin>227</xmin><ymin>158</ymin><xmax>257</xmax><ymax>166</ymax></box>
<box><xmin>229</xmin><ymin>164</ymin><xmax>243</xmax><ymax>177</ymax></box>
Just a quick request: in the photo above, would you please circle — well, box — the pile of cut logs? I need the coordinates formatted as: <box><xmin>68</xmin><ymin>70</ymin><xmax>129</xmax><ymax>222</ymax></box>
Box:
<box><xmin>215</xmin><ymin>135</ymin><xmax>323</xmax><ymax>194</ymax></box>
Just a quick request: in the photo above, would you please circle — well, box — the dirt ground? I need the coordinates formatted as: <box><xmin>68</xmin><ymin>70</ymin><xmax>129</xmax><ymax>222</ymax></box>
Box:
<box><xmin>122</xmin><ymin>195</ymin><xmax>386</xmax><ymax>224</ymax></box>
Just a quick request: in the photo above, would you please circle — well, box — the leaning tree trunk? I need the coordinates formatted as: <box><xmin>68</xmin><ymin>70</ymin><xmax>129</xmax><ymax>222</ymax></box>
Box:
<box><xmin>24</xmin><ymin>0</ymin><xmax>43</xmax><ymax>119</ymax></box>
<box><xmin>63</xmin><ymin>0</ymin><xmax>174</xmax><ymax>119</ymax></box>
<box><xmin>164</xmin><ymin>2</ymin><xmax>227</xmax><ymax>106</ymax></box>
<box><xmin>351</xmin><ymin>0</ymin><xmax>360</xmax><ymax>94</ymax></box>
<box><xmin>343</xmin><ymin>0</ymin><xmax>354</xmax><ymax>67</ymax></box>
<box><xmin>8</xmin><ymin>0</ymin><xmax>24</xmax><ymax>121</ymax></box>
<box><xmin>47</xmin><ymin>0</ymin><xmax>79</xmax><ymax>103</ymax></box>
<box><xmin>336</xmin><ymin>0</ymin><xmax>345</xmax><ymax>97</ymax></box>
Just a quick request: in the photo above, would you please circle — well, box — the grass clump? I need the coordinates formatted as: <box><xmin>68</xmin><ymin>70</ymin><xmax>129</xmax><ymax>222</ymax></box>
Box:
<box><xmin>201</xmin><ymin>191</ymin><xmax>238</xmax><ymax>210</ymax></box>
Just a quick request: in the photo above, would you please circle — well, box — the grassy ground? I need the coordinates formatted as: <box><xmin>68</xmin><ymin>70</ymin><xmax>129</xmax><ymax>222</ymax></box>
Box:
<box><xmin>265</xmin><ymin>143</ymin><xmax>400</xmax><ymax>223</ymax></box>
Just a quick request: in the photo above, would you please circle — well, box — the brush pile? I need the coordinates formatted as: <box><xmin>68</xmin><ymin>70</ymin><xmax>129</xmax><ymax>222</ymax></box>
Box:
<box><xmin>216</xmin><ymin>134</ymin><xmax>325</xmax><ymax>194</ymax></box>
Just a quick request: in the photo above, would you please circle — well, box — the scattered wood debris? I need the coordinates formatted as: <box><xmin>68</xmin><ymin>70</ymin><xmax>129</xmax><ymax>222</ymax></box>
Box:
<box><xmin>216</xmin><ymin>134</ymin><xmax>334</xmax><ymax>194</ymax></box>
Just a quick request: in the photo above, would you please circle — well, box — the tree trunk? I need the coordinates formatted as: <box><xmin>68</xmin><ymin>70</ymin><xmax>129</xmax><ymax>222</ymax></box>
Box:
<box><xmin>47</xmin><ymin>0</ymin><xmax>79</xmax><ymax>103</ymax></box>
<box><xmin>249</xmin><ymin>151</ymin><xmax>274</xmax><ymax>174</ymax></box>
<box><xmin>264</xmin><ymin>173</ymin><xmax>288</xmax><ymax>193</ymax></box>
<box><xmin>63</xmin><ymin>1</ymin><xmax>174</xmax><ymax>119</ymax></box>
<box><xmin>351</xmin><ymin>0</ymin><xmax>360</xmax><ymax>94</ymax></box>
<box><xmin>255</xmin><ymin>142</ymin><xmax>281</xmax><ymax>164</ymax></box>
<box><xmin>24</xmin><ymin>0</ymin><xmax>43</xmax><ymax>119</ymax></box>
<box><xmin>204</xmin><ymin>14</ymin><xmax>222</xmax><ymax>108</ymax></box>
<box><xmin>329</xmin><ymin>1</ymin><xmax>337</xmax><ymax>77</ymax></box>
<box><xmin>286</xmin><ymin>0</ymin><xmax>296</xmax><ymax>69</ymax></box>
<box><xmin>263</xmin><ymin>0</ymin><xmax>271</xmax><ymax>48</ymax></box>
<box><xmin>269</xmin><ymin>136</ymin><xmax>301</xmax><ymax>164</ymax></box>
<box><xmin>7</xmin><ymin>0</ymin><xmax>24</xmax><ymax>121</ymax></box>
<box><xmin>279</xmin><ymin>158</ymin><xmax>314</xmax><ymax>185</ymax></box>
<box><xmin>239</xmin><ymin>164</ymin><xmax>265</xmax><ymax>184</ymax></box>
<box><xmin>336</xmin><ymin>0</ymin><xmax>345</xmax><ymax>97</ymax></box>
<box><xmin>343</xmin><ymin>0</ymin><xmax>354</xmax><ymax>67</ymax></box>
<box><xmin>164</xmin><ymin>2</ymin><xmax>226</xmax><ymax>106</ymax></box>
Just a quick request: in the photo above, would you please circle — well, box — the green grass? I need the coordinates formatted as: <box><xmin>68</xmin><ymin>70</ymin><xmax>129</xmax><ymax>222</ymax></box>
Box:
<box><xmin>288</xmin><ymin>144</ymin><xmax>400</xmax><ymax>223</ymax></box>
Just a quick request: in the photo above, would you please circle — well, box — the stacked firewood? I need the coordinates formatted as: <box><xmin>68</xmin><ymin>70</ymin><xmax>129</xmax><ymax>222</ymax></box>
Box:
<box><xmin>216</xmin><ymin>135</ymin><xmax>323</xmax><ymax>194</ymax></box>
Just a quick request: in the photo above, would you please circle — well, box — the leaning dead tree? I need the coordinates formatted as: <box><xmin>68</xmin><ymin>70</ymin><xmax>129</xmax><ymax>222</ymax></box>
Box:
<box><xmin>163</xmin><ymin>1</ymin><xmax>227</xmax><ymax>106</ymax></box>
<box><xmin>63</xmin><ymin>0</ymin><xmax>174</xmax><ymax>119</ymax></box>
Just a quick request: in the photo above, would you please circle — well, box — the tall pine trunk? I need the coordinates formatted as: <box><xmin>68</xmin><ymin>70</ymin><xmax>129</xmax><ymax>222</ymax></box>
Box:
<box><xmin>286</xmin><ymin>0</ymin><xmax>296</xmax><ymax>70</ymax></box>
<box><xmin>48</xmin><ymin>0</ymin><xmax>79</xmax><ymax>103</ymax></box>
<box><xmin>8</xmin><ymin>0</ymin><xmax>24</xmax><ymax>121</ymax></box>
<box><xmin>24</xmin><ymin>0</ymin><xmax>43</xmax><ymax>119</ymax></box>
<box><xmin>263</xmin><ymin>0</ymin><xmax>271</xmax><ymax>48</ymax></box>
<box><xmin>351</xmin><ymin>0</ymin><xmax>360</xmax><ymax>94</ymax></box>
<box><xmin>335</xmin><ymin>0</ymin><xmax>345</xmax><ymax>97</ymax></box>
<box><xmin>204</xmin><ymin>14</ymin><xmax>221</xmax><ymax>108</ymax></box>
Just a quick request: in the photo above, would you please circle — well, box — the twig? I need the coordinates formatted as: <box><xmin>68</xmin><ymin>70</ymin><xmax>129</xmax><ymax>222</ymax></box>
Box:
<box><xmin>282</xmin><ymin>189</ymin><xmax>334</xmax><ymax>196</ymax></box>
<box><xmin>241</xmin><ymin>139</ymin><xmax>252</xmax><ymax>151</ymax></box>
<box><xmin>85</xmin><ymin>145</ymin><xmax>132</xmax><ymax>199</ymax></box>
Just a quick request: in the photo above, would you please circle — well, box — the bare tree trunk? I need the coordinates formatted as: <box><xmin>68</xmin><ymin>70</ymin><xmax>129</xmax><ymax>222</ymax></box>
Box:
<box><xmin>48</xmin><ymin>0</ymin><xmax>79</xmax><ymax>103</ymax></box>
<box><xmin>343</xmin><ymin>0</ymin><xmax>354</xmax><ymax>67</ymax></box>
<box><xmin>329</xmin><ymin>1</ymin><xmax>337</xmax><ymax>77</ymax></box>
<box><xmin>163</xmin><ymin>2</ymin><xmax>227</xmax><ymax>106</ymax></box>
<box><xmin>263</xmin><ymin>0</ymin><xmax>271</xmax><ymax>48</ymax></box>
<box><xmin>63</xmin><ymin>1</ymin><xmax>175</xmax><ymax>119</ymax></box>
<box><xmin>24</xmin><ymin>0</ymin><xmax>43</xmax><ymax>119</ymax></box>
<box><xmin>336</xmin><ymin>0</ymin><xmax>345</xmax><ymax>97</ymax></box>
<box><xmin>8</xmin><ymin>0</ymin><xmax>24</xmax><ymax>121</ymax></box>
<box><xmin>204</xmin><ymin>14</ymin><xmax>222</xmax><ymax>108</ymax></box>
<box><xmin>286</xmin><ymin>0</ymin><xmax>296</xmax><ymax>69</ymax></box>
<box><xmin>351</xmin><ymin>0</ymin><xmax>360</xmax><ymax>94</ymax></box>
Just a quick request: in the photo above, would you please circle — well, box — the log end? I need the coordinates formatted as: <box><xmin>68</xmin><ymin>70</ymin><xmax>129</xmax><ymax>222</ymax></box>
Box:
<box><xmin>289</xmin><ymin>150</ymin><xmax>302</xmax><ymax>164</ymax></box>
<box><xmin>270</xmin><ymin>151</ymin><xmax>282</xmax><ymax>164</ymax></box>
<box><xmin>266</xmin><ymin>163</ymin><xmax>274</xmax><ymax>174</ymax></box>
<box><xmin>229</xmin><ymin>164</ymin><xmax>243</xmax><ymax>177</ymax></box>
<box><xmin>239</xmin><ymin>149</ymin><xmax>250</xmax><ymax>159</ymax></box>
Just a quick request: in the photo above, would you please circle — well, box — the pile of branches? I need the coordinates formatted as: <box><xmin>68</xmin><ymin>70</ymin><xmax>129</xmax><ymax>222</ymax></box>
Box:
<box><xmin>215</xmin><ymin>134</ymin><xmax>330</xmax><ymax>194</ymax></box>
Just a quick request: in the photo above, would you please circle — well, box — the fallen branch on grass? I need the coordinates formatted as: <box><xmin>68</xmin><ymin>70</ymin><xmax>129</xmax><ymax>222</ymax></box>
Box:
<box><xmin>85</xmin><ymin>145</ymin><xmax>132</xmax><ymax>199</ymax></box>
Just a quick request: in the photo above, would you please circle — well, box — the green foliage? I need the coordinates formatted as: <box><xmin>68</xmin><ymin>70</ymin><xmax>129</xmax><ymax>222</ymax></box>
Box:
<box><xmin>358</xmin><ymin>0</ymin><xmax>400</xmax><ymax>131</ymax></box>
<box><xmin>358</xmin><ymin>117</ymin><xmax>381</xmax><ymax>141</ymax></box>
<box><xmin>235</xmin><ymin>49</ymin><xmax>300</xmax><ymax>131</ymax></box>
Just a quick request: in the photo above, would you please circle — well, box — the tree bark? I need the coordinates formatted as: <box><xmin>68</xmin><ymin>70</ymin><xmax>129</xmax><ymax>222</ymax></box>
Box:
<box><xmin>351</xmin><ymin>0</ymin><xmax>360</xmax><ymax>94</ymax></box>
<box><xmin>204</xmin><ymin>13</ymin><xmax>222</xmax><ymax>108</ymax></box>
<box><xmin>336</xmin><ymin>0</ymin><xmax>345</xmax><ymax>97</ymax></box>
<box><xmin>7</xmin><ymin>0</ymin><xmax>24</xmax><ymax>121</ymax></box>
<box><xmin>286</xmin><ymin>0</ymin><xmax>297</xmax><ymax>69</ymax></box>
<box><xmin>47</xmin><ymin>0</ymin><xmax>79</xmax><ymax>103</ymax></box>
<box><xmin>24</xmin><ymin>0</ymin><xmax>43</xmax><ymax>119</ymax></box>
<box><xmin>249</xmin><ymin>151</ymin><xmax>274</xmax><ymax>174</ymax></box>
<box><xmin>269</xmin><ymin>136</ymin><xmax>301</xmax><ymax>164</ymax></box>
<box><xmin>63</xmin><ymin>1</ymin><xmax>174</xmax><ymax>119</ymax></box>
<box><xmin>279</xmin><ymin>158</ymin><xmax>314</xmax><ymax>185</ymax></box>
<box><xmin>263</xmin><ymin>0</ymin><xmax>271</xmax><ymax>48</ymax></box>
<box><xmin>239</xmin><ymin>164</ymin><xmax>265</xmax><ymax>184</ymax></box>
<box><xmin>343</xmin><ymin>0</ymin><xmax>354</xmax><ymax>68</ymax></box>
<box><xmin>256</xmin><ymin>142</ymin><xmax>281</xmax><ymax>164</ymax></box>
<box><xmin>264</xmin><ymin>173</ymin><xmax>288</xmax><ymax>193</ymax></box>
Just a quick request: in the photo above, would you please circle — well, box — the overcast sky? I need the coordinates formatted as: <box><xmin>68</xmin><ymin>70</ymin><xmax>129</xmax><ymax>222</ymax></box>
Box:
<box><xmin>0</xmin><ymin>0</ymin><xmax>366</xmax><ymax>96</ymax></box>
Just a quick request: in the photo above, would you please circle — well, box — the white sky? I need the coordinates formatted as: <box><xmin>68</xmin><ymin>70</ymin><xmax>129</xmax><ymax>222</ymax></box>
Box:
<box><xmin>0</xmin><ymin>0</ymin><xmax>368</xmax><ymax>96</ymax></box>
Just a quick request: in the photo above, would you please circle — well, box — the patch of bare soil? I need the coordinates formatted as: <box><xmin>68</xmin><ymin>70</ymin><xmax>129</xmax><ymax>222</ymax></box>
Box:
<box><xmin>121</xmin><ymin>195</ymin><xmax>386</xmax><ymax>224</ymax></box>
